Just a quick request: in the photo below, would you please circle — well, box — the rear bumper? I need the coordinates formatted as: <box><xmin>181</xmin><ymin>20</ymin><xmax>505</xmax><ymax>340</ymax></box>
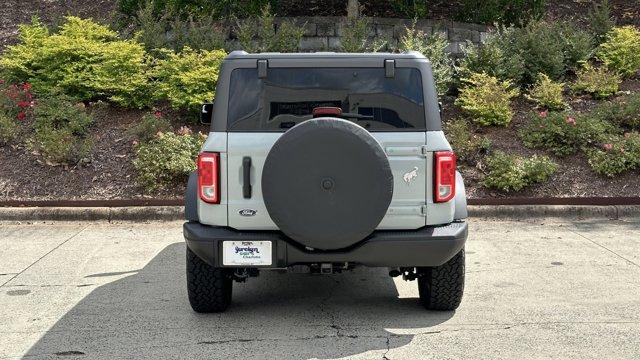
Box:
<box><xmin>184</xmin><ymin>221</ymin><xmax>467</xmax><ymax>268</ymax></box>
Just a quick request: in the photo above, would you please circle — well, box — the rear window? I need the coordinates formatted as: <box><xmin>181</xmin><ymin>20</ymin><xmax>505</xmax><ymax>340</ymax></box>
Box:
<box><xmin>227</xmin><ymin>67</ymin><xmax>425</xmax><ymax>131</ymax></box>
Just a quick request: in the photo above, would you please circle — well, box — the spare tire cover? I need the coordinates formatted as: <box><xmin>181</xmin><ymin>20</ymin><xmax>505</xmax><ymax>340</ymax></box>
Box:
<box><xmin>262</xmin><ymin>118</ymin><xmax>393</xmax><ymax>250</ymax></box>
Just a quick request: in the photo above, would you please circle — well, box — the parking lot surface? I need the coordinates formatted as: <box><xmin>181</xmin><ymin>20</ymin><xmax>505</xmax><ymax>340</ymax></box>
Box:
<box><xmin>1</xmin><ymin>218</ymin><xmax>639</xmax><ymax>359</ymax></box>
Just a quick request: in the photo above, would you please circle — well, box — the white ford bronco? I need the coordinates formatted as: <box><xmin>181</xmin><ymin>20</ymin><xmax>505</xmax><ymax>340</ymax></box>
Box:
<box><xmin>184</xmin><ymin>51</ymin><xmax>468</xmax><ymax>313</ymax></box>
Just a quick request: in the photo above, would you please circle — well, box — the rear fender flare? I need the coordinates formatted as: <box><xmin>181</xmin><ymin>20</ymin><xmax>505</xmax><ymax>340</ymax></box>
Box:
<box><xmin>454</xmin><ymin>171</ymin><xmax>468</xmax><ymax>220</ymax></box>
<box><xmin>185</xmin><ymin>172</ymin><xmax>198</xmax><ymax>221</ymax></box>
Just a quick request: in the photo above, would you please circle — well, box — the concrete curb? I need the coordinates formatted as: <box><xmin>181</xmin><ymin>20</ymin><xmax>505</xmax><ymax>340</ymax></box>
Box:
<box><xmin>0</xmin><ymin>206</ymin><xmax>183</xmax><ymax>222</ymax></box>
<box><xmin>0</xmin><ymin>205</ymin><xmax>639</xmax><ymax>222</ymax></box>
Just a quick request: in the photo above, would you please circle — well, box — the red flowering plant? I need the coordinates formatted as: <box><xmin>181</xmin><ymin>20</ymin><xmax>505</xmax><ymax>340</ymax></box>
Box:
<box><xmin>127</xmin><ymin>110</ymin><xmax>172</xmax><ymax>144</ymax></box>
<box><xmin>0</xmin><ymin>81</ymin><xmax>34</xmax><ymax>122</ymax></box>
<box><xmin>587</xmin><ymin>133</ymin><xmax>640</xmax><ymax>177</ymax></box>
<box><xmin>519</xmin><ymin>111</ymin><xmax>618</xmax><ymax>156</ymax></box>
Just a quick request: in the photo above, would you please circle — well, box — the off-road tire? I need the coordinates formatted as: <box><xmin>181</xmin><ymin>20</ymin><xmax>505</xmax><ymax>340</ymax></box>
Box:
<box><xmin>186</xmin><ymin>247</ymin><xmax>232</xmax><ymax>313</ymax></box>
<box><xmin>417</xmin><ymin>249</ymin><xmax>465</xmax><ymax>311</ymax></box>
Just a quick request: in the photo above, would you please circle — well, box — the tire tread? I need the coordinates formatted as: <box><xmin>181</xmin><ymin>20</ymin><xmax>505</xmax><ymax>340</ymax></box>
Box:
<box><xmin>186</xmin><ymin>247</ymin><xmax>232</xmax><ymax>313</ymax></box>
<box><xmin>418</xmin><ymin>249</ymin><xmax>465</xmax><ymax>311</ymax></box>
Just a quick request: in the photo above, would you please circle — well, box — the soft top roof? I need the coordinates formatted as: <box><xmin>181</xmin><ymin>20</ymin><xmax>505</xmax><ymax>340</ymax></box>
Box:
<box><xmin>225</xmin><ymin>50</ymin><xmax>428</xmax><ymax>61</ymax></box>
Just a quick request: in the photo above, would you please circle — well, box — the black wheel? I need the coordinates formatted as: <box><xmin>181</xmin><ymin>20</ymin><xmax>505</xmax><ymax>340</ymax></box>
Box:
<box><xmin>186</xmin><ymin>247</ymin><xmax>232</xmax><ymax>313</ymax></box>
<box><xmin>417</xmin><ymin>249</ymin><xmax>465</xmax><ymax>311</ymax></box>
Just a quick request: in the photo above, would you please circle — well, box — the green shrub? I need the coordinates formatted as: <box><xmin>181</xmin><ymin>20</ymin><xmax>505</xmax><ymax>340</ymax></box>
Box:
<box><xmin>133</xmin><ymin>131</ymin><xmax>205</xmax><ymax>191</ymax></box>
<box><xmin>31</xmin><ymin>92</ymin><xmax>93</xmax><ymax>164</ymax></box>
<box><xmin>456</xmin><ymin>0</ymin><xmax>546</xmax><ymax>26</ymax></box>
<box><xmin>525</xmin><ymin>73</ymin><xmax>566</xmax><ymax>110</ymax></box>
<box><xmin>482</xmin><ymin>151</ymin><xmax>557</xmax><ymax>192</ymax></box>
<box><xmin>455</xmin><ymin>73</ymin><xmax>519</xmax><ymax>127</ymax></box>
<box><xmin>508</xmin><ymin>21</ymin><xmax>594</xmax><ymax>84</ymax></box>
<box><xmin>236</xmin><ymin>5</ymin><xmax>304</xmax><ymax>53</ymax></box>
<box><xmin>128</xmin><ymin>111</ymin><xmax>172</xmax><ymax>143</ymax></box>
<box><xmin>596</xmin><ymin>26</ymin><xmax>640</xmax><ymax>77</ymax></box>
<box><xmin>153</xmin><ymin>47</ymin><xmax>226</xmax><ymax>111</ymax></box>
<box><xmin>559</xmin><ymin>22</ymin><xmax>596</xmax><ymax>70</ymax></box>
<box><xmin>0</xmin><ymin>17</ymin><xmax>151</xmax><ymax>108</ymax></box>
<box><xmin>443</xmin><ymin>118</ymin><xmax>491</xmax><ymax>162</ymax></box>
<box><xmin>399</xmin><ymin>23</ymin><xmax>452</xmax><ymax>95</ymax></box>
<box><xmin>460</xmin><ymin>21</ymin><xmax>594</xmax><ymax>86</ymax></box>
<box><xmin>519</xmin><ymin>111</ymin><xmax>616</xmax><ymax>156</ymax></box>
<box><xmin>590</xmin><ymin>93</ymin><xmax>640</xmax><ymax>130</ymax></box>
<box><xmin>336</xmin><ymin>16</ymin><xmax>390</xmax><ymax>53</ymax></box>
<box><xmin>572</xmin><ymin>63</ymin><xmax>621</xmax><ymax>99</ymax></box>
<box><xmin>586</xmin><ymin>133</ymin><xmax>640</xmax><ymax>176</ymax></box>
<box><xmin>0</xmin><ymin>112</ymin><xmax>19</xmax><ymax>144</ymax></box>
<box><xmin>133</xmin><ymin>1</ymin><xmax>227</xmax><ymax>52</ymax></box>
<box><xmin>587</xmin><ymin>0</ymin><xmax>615</xmax><ymax>44</ymax></box>
<box><xmin>390</xmin><ymin>0</ymin><xmax>429</xmax><ymax>18</ymax></box>
<box><xmin>458</xmin><ymin>29</ymin><xmax>525</xmax><ymax>84</ymax></box>
<box><xmin>118</xmin><ymin>0</ymin><xmax>274</xmax><ymax>19</ymax></box>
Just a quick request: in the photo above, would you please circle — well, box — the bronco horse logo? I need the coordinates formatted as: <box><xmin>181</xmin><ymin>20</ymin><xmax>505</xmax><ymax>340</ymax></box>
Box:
<box><xmin>403</xmin><ymin>166</ymin><xmax>419</xmax><ymax>184</ymax></box>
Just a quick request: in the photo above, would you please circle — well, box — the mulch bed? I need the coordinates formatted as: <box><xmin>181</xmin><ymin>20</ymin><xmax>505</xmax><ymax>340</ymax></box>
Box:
<box><xmin>443</xmin><ymin>78</ymin><xmax>640</xmax><ymax>199</ymax></box>
<box><xmin>0</xmin><ymin>105</ymin><xmax>208</xmax><ymax>201</ymax></box>
<box><xmin>2</xmin><ymin>78</ymin><xmax>639</xmax><ymax>201</ymax></box>
<box><xmin>1</xmin><ymin>0</ymin><xmax>640</xmax><ymax>201</ymax></box>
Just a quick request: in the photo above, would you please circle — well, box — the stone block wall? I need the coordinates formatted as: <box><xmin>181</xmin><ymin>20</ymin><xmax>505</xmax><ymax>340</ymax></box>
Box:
<box><xmin>265</xmin><ymin>17</ymin><xmax>491</xmax><ymax>54</ymax></box>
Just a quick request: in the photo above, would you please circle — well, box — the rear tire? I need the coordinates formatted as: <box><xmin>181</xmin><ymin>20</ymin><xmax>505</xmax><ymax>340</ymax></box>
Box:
<box><xmin>417</xmin><ymin>249</ymin><xmax>465</xmax><ymax>311</ymax></box>
<box><xmin>186</xmin><ymin>247</ymin><xmax>232</xmax><ymax>313</ymax></box>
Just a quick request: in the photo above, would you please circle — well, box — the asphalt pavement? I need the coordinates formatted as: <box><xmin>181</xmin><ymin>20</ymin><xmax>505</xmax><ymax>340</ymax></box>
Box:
<box><xmin>1</xmin><ymin>218</ymin><xmax>639</xmax><ymax>359</ymax></box>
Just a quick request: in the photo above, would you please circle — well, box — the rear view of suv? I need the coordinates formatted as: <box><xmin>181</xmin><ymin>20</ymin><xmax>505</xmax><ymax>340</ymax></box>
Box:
<box><xmin>183</xmin><ymin>51</ymin><xmax>468</xmax><ymax>313</ymax></box>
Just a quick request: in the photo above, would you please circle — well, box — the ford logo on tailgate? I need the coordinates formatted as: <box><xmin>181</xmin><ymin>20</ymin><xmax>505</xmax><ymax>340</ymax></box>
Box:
<box><xmin>239</xmin><ymin>209</ymin><xmax>257</xmax><ymax>217</ymax></box>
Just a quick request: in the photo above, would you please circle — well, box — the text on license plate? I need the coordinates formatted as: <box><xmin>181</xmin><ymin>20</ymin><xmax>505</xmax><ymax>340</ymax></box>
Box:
<box><xmin>222</xmin><ymin>241</ymin><xmax>272</xmax><ymax>266</ymax></box>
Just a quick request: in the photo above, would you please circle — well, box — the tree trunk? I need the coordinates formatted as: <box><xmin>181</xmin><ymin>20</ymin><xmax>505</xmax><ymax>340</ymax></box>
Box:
<box><xmin>347</xmin><ymin>0</ymin><xmax>359</xmax><ymax>19</ymax></box>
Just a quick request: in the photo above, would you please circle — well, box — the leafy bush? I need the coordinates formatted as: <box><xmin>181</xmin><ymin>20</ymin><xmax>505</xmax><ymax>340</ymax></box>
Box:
<box><xmin>460</xmin><ymin>21</ymin><xmax>594</xmax><ymax>86</ymax></box>
<box><xmin>236</xmin><ymin>5</ymin><xmax>304</xmax><ymax>53</ymax></box>
<box><xmin>596</xmin><ymin>26</ymin><xmax>640</xmax><ymax>77</ymax></box>
<box><xmin>525</xmin><ymin>73</ymin><xmax>566</xmax><ymax>110</ymax></box>
<box><xmin>572</xmin><ymin>63</ymin><xmax>621</xmax><ymax>99</ymax></box>
<box><xmin>338</xmin><ymin>16</ymin><xmax>370</xmax><ymax>53</ymax></box>
<box><xmin>482</xmin><ymin>151</ymin><xmax>557</xmax><ymax>192</ymax></box>
<box><xmin>153</xmin><ymin>47</ymin><xmax>226</xmax><ymax>111</ymax></box>
<box><xmin>133</xmin><ymin>131</ymin><xmax>205</xmax><ymax>191</ymax></box>
<box><xmin>390</xmin><ymin>0</ymin><xmax>429</xmax><ymax>18</ymax></box>
<box><xmin>519</xmin><ymin>111</ymin><xmax>616</xmax><ymax>156</ymax></box>
<box><xmin>456</xmin><ymin>0</ymin><xmax>546</xmax><ymax>26</ymax></box>
<box><xmin>0</xmin><ymin>81</ymin><xmax>34</xmax><ymax>121</ymax></box>
<box><xmin>0</xmin><ymin>112</ymin><xmax>19</xmax><ymax>144</ymax></box>
<box><xmin>559</xmin><ymin>22</ymin><xmax>596</xmax><ymax>70</ymax></box>
<box><xmin>455</xmin><ymin>73</ymin><xmax>519</xmax><ymax>126</ymax></box>
<box><xmin>399</xmin><ymin>23</ymin><xmax>453</xmax><ymax>95</ymax></box>
<box><xmin>128</xmin><ymin>111</ymin><xmax>172</xmax><ymax>143</ymax></box>
<box><xmin>133</xmin><ymin>1</ymin><xmax>227</xmax><ymax>52</ymax></box>
<box><xmin>443</xmin><ymin>118</ymin><xmax>491</xmax><ymax>162</ymax></box>
<box><xmin>458</xmin><ymin>29</ymin><xmax>525</xmax><ymax>84</ymax></box>
<box><xmin>587</xmin><ymin>0</ymin><xmax>615</xmax><ymax>44</ymax></box>
<box><xmin>586</xmin><ymin>133</ymin><xmax>640</xmax><ymax>176</ymax></box>
<box><xmin>590</xmin><ymin>93</ymin><xmax>640</xmax><ymax>130</ymax></box>
<box><xmin>508</xmin><ymin>21</ymin><xmax>594</xmax><ymax>84</ymax></box>
<box><xmin>119</xmin><ymin>0</ymin><xmax>274</xmax><ymax>19</ymax></box>
<box><xmin>335</xmin><ymin>16</ymin><xmax>390</xmax><ymax>53</ymax></box>
<box><xmin>0</xmin><ymin>17</ymin><xmax>151</xmax><ymax>108</ymax></box>
<box><xmin>30</xmin><ymin>92</ymin><xmax>93</xmax><ymax>164</ymax></box>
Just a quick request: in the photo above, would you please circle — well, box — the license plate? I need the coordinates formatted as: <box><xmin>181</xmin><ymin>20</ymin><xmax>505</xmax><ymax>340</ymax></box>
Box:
<box><xmin>222</xmin><ymin>241</ymin><xmax>272</xmax><ymax>266</ymax></box>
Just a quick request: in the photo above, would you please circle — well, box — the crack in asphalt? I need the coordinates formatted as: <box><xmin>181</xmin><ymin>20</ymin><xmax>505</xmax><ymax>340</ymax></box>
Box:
<box><xmin>568</xmin><ymin>228</ymin><xmax>640</xmax><ymax>268</ymax></box>
<box><xmin>382</xmin><ymin>333</ymin><xmax>391</xmax><ymax>360</ymax></box>
<box><xmin>317</xmin><ymin>275</ymin><xmax>342</xmax><ymax>337</ymax></box>
<box><xmin>0</xmin><ymin>225</ymin><xmax>88</xmax><ymax>288</ymax></box>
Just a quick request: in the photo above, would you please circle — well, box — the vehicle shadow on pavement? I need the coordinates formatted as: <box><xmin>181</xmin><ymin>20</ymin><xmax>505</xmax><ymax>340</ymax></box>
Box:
<box><xmin>25</xmin><ymin>243</ymin><xmax>454</xmax><ymax>359</ymax></box>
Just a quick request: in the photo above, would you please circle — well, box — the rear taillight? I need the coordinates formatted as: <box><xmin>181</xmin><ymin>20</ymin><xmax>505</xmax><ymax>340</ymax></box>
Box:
<box><xmin>198</xmin><ymin>152</ymin><xmax>220</xmax><ymax>204</ymax></box>
<box><xmin>434</xmin><ymin>151</ymin><xmax>456</xmax><ymax>203</ymax></box>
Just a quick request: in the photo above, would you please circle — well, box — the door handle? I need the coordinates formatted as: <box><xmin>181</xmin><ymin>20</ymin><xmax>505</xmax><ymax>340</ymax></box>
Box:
<box><xmin>243</xmin><ymin>157</ymin><xmax>252</xmax><ymax>199</ymax></box>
